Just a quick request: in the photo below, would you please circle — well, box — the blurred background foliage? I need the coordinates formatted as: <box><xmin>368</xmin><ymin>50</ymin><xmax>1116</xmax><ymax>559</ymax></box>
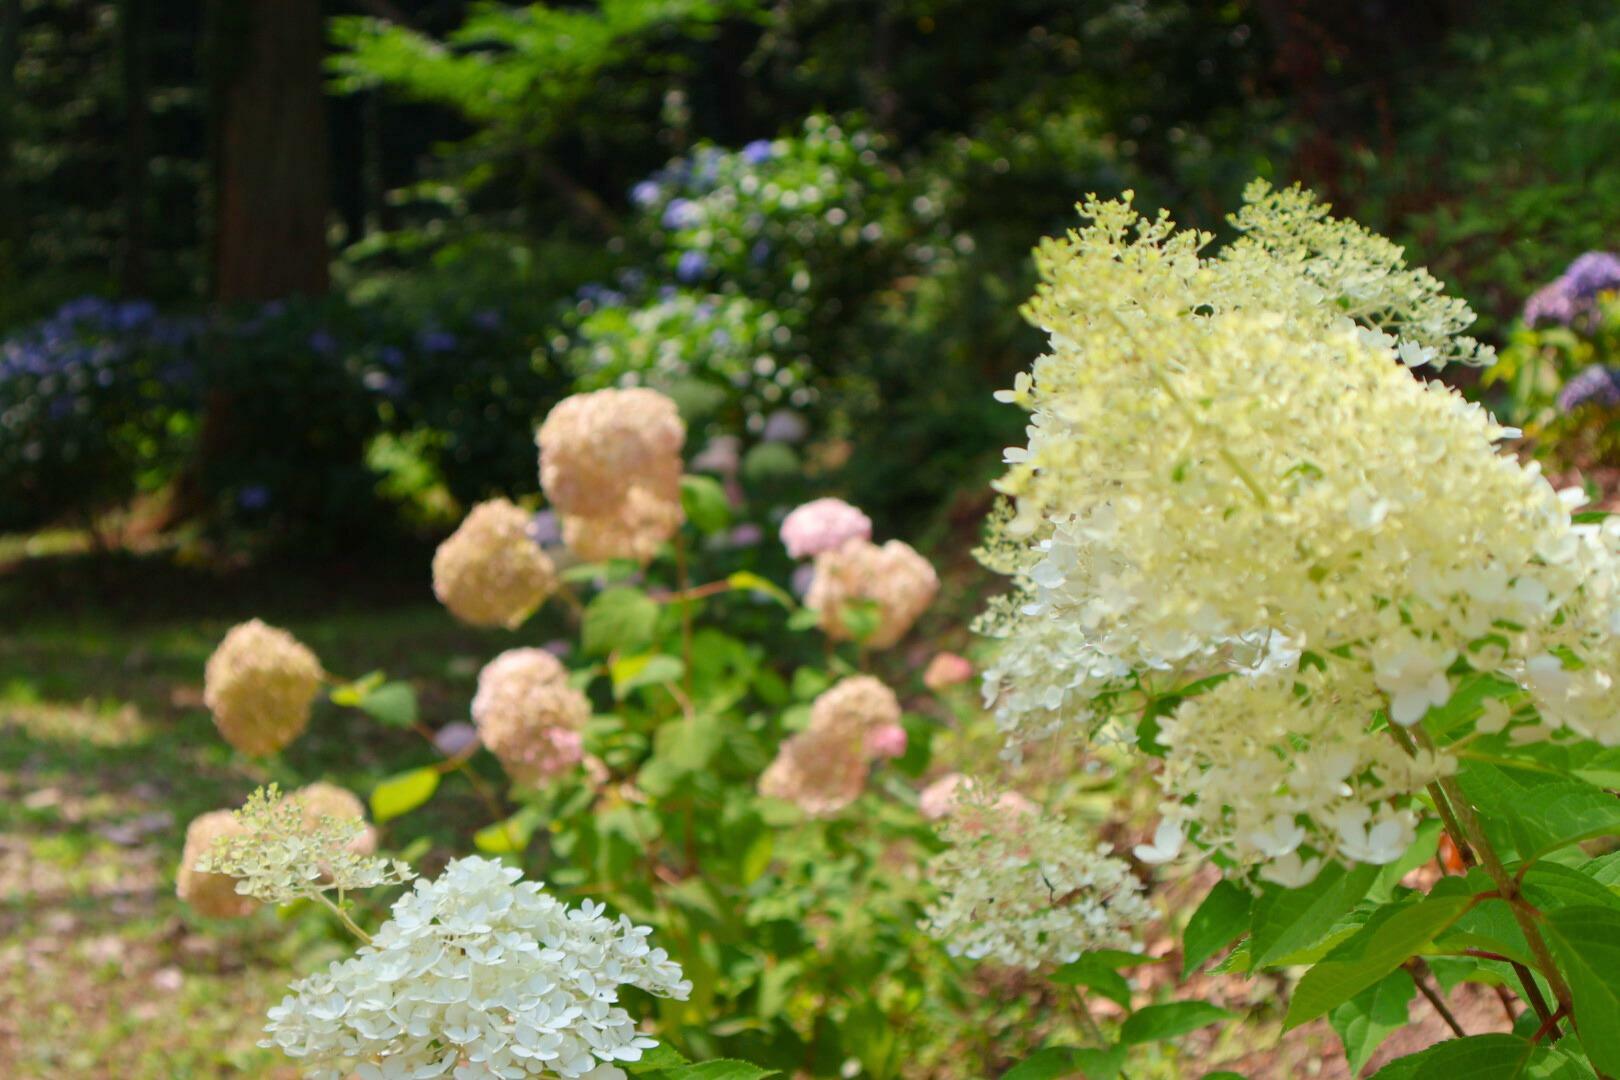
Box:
<box><xmin>4</xmin><ymin>0</ymin><xmax>1620</xmax><ymax>546</ymax></box>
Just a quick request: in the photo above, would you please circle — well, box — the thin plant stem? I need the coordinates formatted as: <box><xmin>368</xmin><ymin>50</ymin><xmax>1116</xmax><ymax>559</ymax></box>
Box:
<box><xmin>673</xmin><ymin>532</ymin><xmax>695</xmax><ymax>702</ymax></box>
<box><xmin>314</xmin><ymin>890</ymin><xmax>372</xmax><ymax>945</ymax></box>
<box><xmin>1386</xmin><ymin>724</ymin><xmax>1475</xmax><ymax>867</ymax></box>
<box><xmin>1408</xmin><ymin>960</ymin><xmax>1465</xmax><ymax>1038</ymax></box>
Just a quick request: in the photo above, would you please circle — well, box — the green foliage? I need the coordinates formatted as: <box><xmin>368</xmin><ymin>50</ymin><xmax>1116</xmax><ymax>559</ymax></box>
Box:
<box><xmin>369</xmin><ymin>766</ymin><xmax>440</xmax><ymax>823</ymax></box>
<box><xmin>1329</xmin><ymin>971</ymin><xmax>1416</xmax><ymax>1076</ymax></box>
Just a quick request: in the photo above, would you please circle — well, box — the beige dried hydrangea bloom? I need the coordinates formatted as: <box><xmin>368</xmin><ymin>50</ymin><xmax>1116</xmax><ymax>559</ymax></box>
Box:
<box><xmin>537</xmin><ymin>387</ymin><xmax>686</xmax><ymax>519</ymax></box>
<box><xmin>758</xmin><ymin>675</ymin><xmax>902</xmax><ymax>816</ymax></box>
<box><xmin>285</xmin><ymin>781</ymin><xmax>377</xmax><ymax>856</ymax></box>
<box><xmin>560</xmin><ymin>484</ymin><xmax>685</xmax><ymax>565</ymax></box>
<box><xmin>472</xmin><ymin>648</ymin><xmax>592</xmax><ymax>786</ymax></box>
<box><xmin>177</xmin><ymin>809</ymin><xmax>257</xmax><ymax>918</ymax></box>
<box><xmin>432</xmin><ymin>498</ymin><xmax>558</xmax><ymax>629</ymax></box>
<box><xmin>806</xmin><ymin>538</ymin><xmax>939</xmax><ymax>648</ymax></box>
<box><xmin>204</xmin><ymin>619</ymin><xmax>324</xmax><ymax>756</ymax></box>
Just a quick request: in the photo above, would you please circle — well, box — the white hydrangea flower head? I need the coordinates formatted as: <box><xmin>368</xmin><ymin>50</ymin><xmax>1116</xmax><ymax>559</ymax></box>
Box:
<box><xmin>261</xmin><ymin>856</ymin><xmax>691</xmax><ymax>1080</ymax></box>
<box><xmin>472</xmin><ymin>648</ymin><xmax>592</xmax><ymax>786</ymax></box>
<box><xmin>177</xmin><ymin>809</ymin><xmax>258</xmax><ymax>919</ymax></box>
<box><xmin>779</xmin><ymin>497</ymin><xmax>873</xmax><ymax>559</ymax></box>
<box><xmin>806</xmin><ymin>538</ymin><xmax>939</xmax><ymax>649</ymax></box>
<box><xmin>537</xmin><ymin>388</ymin><xmax>685</xmax><ymax>519</ymax></box>
<box><xmin>204</xmin><ymin>619</ymin><xmax>324</xmax><ymax>756</ymax></box>
<box><xmin>560</xmin><ymin>485</ymin><xmax>684</xmax><ymax>566</ymax></box>
<box><xmin>196</xmin><ymin>785</ymin><xmax>414</xmax><ymax>906</ymax></box>
<box><xmin>433</xmin><ymin>499</ymin><xmax>558</xmax><ymax>629</ymax></box>
<box><xmin>923</xmin><ymin>795</ymin><xmax>1152</xmax><ymax>970</ymax></box>
<box><xmin>1155</xmin><ymin>666</ymin><xmax>1453</xmax><ymax>882</ymax></box>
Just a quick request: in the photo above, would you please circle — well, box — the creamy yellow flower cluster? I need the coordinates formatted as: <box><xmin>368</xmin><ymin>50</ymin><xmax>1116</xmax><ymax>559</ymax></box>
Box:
<box><xmin>981</xmin><ymin>183</ymin><xmax>1620</xmax><ymax>885</ymax></box>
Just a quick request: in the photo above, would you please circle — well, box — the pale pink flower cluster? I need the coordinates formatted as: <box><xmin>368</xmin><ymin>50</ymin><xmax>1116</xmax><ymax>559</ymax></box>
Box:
<box><xmin>537</xmin><ymin>388</ymin><xmax>686</xmax><ymax>563</ymax></box>
<box><xmin>432</xmin><ymin>498</ymin><xmax>558</xmax><ymax>628</ymax></box>
<box><xmin>779</xmin><ymin>497</ymin><xmax>872</xmax><ymax>559</ymax></box>
<box><xmin>759</xmin><ymin>676</ymin><xmax>904</xmax><ymax>815</ymax></box>
<box><xmin>204</xmin><ymin>619</ymin><xmax>324</xmax><ymax>756</ymax></box>
<box><xmin>472</xmin><ymin>648</ymin><xmax>592</xmax><ymax>785</ymax></box>
<box><xmin>922</xmin><ymin>651</ymin><xmax>975</xmax><ymax>690</ymax></box>
<box><xmin>806</xmin><ymin>538</ymin><xmax>939</xmax><ymax>648</ymax></box>
<box><xmin>177</xmin><ymin>809</ymin><xmax>258</xmax><ymax>918</ymax></box>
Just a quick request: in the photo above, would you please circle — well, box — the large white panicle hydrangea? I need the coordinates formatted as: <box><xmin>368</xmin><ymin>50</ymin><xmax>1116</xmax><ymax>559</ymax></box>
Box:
<box><xmin>923</xmin><ymin>794</ymin><xmax>1152</xmax><ymax>970</ymax></box>
<box><xmin>263</xmin><ymin>856</ymin><xmax>692</xmax><ymax>1080</ymax></box>
<box><xmin>204</xmin><ymin>619</ymin><xmax>325</xmax><ymax>756</ymax></box>
<box><xmin>976</xmin><ymin>182</ymin><xmax>1620</xmax><ymax>888</ymax></box>
<box><xmin>433</xmin><ymin>499</ymin><xmax>559</xmax><ymax>629</ymax></box>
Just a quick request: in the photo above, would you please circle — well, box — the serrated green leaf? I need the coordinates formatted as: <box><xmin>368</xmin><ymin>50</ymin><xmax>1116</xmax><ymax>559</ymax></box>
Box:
<box><xmin>370</xmin><ymin>766</ymin><xmax>439</xmax><ymax>822</ymax></box>
<box><xmin>1456</xmin><ymin>763</ymin><xmax>1620</xmax><ymax>868</ymax></box>
<box><xmin>1118</xmin><ymin>1001</ymin><xmax>1232</xmax><ymax>1045</ymax></box>
<box><xmin>1368</xmin><ymin>1034</ymin><xmax>1596</xmax><ymax>1079</ymax></box>
<box><xmin>583</xmin><ymin>587</ymin><xmax>660</xmax><ymax>656</ymax></box>
<box><xmin>1050</xmin><ymin>956</ymin><xmax>1131</xmax><ymax>1008</ymax></box>
<box><xmin>1286</xmin><ymin>893</ymin><xmax>1472</xmax><ymax>1029</ymax></box>
<box><xmin>358</xmin><ymin>681</ymin><xmax>418</xmax><ymax>729</ymax></box>
<box><xmin>1543</xmin><ymin>906</ymin><xmax>1620</xmax><ymax>1075</ymax></box>
<box><xmin>1183</xmin><ymin>879</ymin><xmax>1252</xmax><ymax>976</ymax></box>
<box><xmin>1251</xmin><ymin>862</ymin><xmax>1380</xmax><ymax>969</ymax></box>
<box><xmin>1329</xmin><ymin>968</ymin><xmax>1415</xmax><ymax>1073</ymax></box>
<box><xmin>679</xmin><ymin>474</ymin><xmax>732</xmax><ymax>535</ymax></box>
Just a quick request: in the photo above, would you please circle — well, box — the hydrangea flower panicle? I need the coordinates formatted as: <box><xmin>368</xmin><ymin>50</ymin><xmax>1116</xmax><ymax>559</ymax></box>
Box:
<box><xmin>472</xmin><ymin>648</ymin><xmax>592</xmax><ymax>785</ymax></box>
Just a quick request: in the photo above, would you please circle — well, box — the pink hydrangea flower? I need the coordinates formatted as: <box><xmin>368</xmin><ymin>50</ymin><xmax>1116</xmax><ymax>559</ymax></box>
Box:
<box><xmin>779</xmin><ymin>498</ymin><xmax>872</xmax><ymax>559</ymax></box>
<box><xmin>923</xmin><ymin>651</ymin><xmax>975</xmax><ymax>690</ymax></box>
<box><xmin>865</xmin><ymin>722</ymin><xmax>908</xmax><ymax>760</ymax></box>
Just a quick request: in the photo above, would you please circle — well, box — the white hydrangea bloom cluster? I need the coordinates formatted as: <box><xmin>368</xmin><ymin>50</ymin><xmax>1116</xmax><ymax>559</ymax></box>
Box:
<box><xmin>923</xmin><ymin>794</ymin><xmax>1152</xmax><ymax>970</ymax></box>
<box><xmin>977</xmin><ymin>183</ymin><xmax>1620</xmax><ymax>888</ymax></box>
<box><xmin>204</xmin><ymin>619</ymin><xmax>325</xmax><ymax>756</ymax></box>
<box><xmin>806</xmin><ymin>538</ymin><xmax>939</xmax><ymax>649</ymax></box>
<box><xmin>472</xmin><ymin>648</ymin><xmax>592</xmax><ymax>786</ymax></box>
<box><xmin>262</xmin><ymin>856</ymin><xmax>691</xmax><ymax>1080</ymax></box>
<box><xmin>1153</xmin><ymin>667</ymin><xmax>1455</xmax><ymax>886</ymax></box>
<box><xmin>433</xmin><ymin>499</ymin><xmax>559</xmax><ymax>629</ymax></box>
<box><xmin>537</xmin><ymin>388</ymin><xmax>686</xmax><ymax>564</ymax></box>
<box><xmin>196</xmin><ymin>785</ymin><xmax>413</xmax><ymax>906</ymax></box>
<box><xmin>758</xmin><ymin>675</ymin><xmax>902</xmax><ymax>816</ymax></box>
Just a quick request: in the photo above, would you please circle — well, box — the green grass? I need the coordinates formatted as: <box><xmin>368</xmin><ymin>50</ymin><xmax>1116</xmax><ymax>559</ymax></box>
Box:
<box><xmin>0</xmin><ymin>544</ymin><xmax>553</xmax><ymax>1078</ymax></box>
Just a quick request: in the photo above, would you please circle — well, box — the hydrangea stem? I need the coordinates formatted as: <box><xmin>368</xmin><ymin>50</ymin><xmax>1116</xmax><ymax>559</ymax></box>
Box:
<box><xmin>315</xmin><ymin>890</ymin><xmax>372</xmax><ymax>945</ymax></box>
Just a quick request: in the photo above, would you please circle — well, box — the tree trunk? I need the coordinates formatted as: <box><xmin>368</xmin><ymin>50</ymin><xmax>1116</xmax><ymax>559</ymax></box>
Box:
<box><xmin>0</xmin><ymin>0</ymin><xmax>23</xmax><ymax>283</ymax></box>
<box><xmin>209</xmin><ymin>0</ymin><xmax>329</xmax><ymax>301</ymax></box>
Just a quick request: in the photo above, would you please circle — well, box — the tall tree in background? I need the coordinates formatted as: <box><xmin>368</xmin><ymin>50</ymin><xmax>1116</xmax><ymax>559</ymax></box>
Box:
<box><xmin>209</xmin><ymin>0</ymin><xmax>330</xmax><ymax>300</ymax></box>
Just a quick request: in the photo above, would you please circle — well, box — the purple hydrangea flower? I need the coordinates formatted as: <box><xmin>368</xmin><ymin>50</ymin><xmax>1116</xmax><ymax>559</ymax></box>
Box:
<box><xmin>1557</xmin><ymin>365</ymin><xmax>1620</xmax><ymax>412</ymax></box>
<box><xmin>740</xmin><ymin>139</ymin><xmax>773</xmax><ymax>166</ymax></box>
<box><xmin>237</xmin><ymin>484</ymin><xmax>272</xmax><ymax>511</ymax></box>
<box><xmin>418</xmin><ymin>329</ymin><xmax>458</xmax><ymax>354</ymax></box>
<box><xmin>761</xmin><ymin>409</ymin><xmax>809</xmax><ymax>444</ymax></box>
<box><xmin>472</xmin><ymin>309</ymin><xmax>502</xmax><ymax>332</ymax></box>
<box><xmin>662</xmin><ymin>198</ymin><xmax>699</xmax><ymax>230</ymax></box>
<box><xmin>631</xmin><ymin>179</ymin><xmax>663</xmax><ymax>208</ymax></box>
<box><xmin>1564</xmin><ymin>252</ymin><xmax>1620</xmax><ymax>300</ymax></box>
<box><xmin>676</xmin><ymin>250</ymin><xmax>709</xmax><ymax>283</ymax></box>
<box><xmin>526</xmin><ymin>509</ymin><xmax>561</xmax><ymax>546</ymax></box>
<box><xmin>308</xmin><ymin>329</ymin><xmax>338</xmax><ymax>356</ymax></box>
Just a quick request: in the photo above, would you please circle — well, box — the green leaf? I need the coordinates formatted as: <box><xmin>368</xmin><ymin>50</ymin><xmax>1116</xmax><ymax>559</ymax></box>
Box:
<box><xmin>741</xmin><ymin>441</ymin><xmax>798</xmax><ymax>484</ymax></box>
<box><xmin>726</xmin><ymin>570</ymin><xmax>795</xmax><ymax>608</ymax></box>
<box><xmin>1118</xmin><ymin>1001</ymin><xmax>1232</xmax><ymax>1045</ymax></box>
<box><xmin>1368</xmin><ymin>1034</ymin><xmax>1597</xmax><ymax>1079</ymax></box>
<box><xmin>1183</xmin><ymin>880</ymin><xmax>1252</xmax><ymax>976</ymax></box>
<box><xmin>1050</xmin><ymin>956</ymin><xmax>1131</xmax><ymax>1008</ymax></box>
<box><xmin>1002</xmin><ymin>1046</ymin><xmax>1125</xmax><ymax>1080</ymax></box>
<box><xmin>1250</xmin><ymin>862</ymin><xmax>1380</xmax><ymax>969</ymax></box>
<box><xmin>369</xmin><ymin>766</ymin><xmax>440</xmax><ymax>822</ymax></box>
<box><xmin>679</xmin><ymin>475</ymin><xmax>732</xmax><ymax>535</ymax></box>
<box><xmin>328</xmin><ymin>670</ymin><xmax>385</xmax><ymax>707</ymax></box>
<box><xmin>837</xmin><ymin>598</ymin><xmax>883</xmax><ymax>643</ymax></box>
<box><xmin>1543</xmin><ymin>906</ymin><xmax>1620</xmax><ymax>1075</ymax></box>
<box><xmin>785</xmin><ymin>607</ymin><xmax>821</xmax><ymax>631</ymax></box>
<box><xmin>638</xmin><ymin>714</ymin><xmax>724</xmax><ymax>796</ymax></box>
<box><xmin>1456</xmin><ymin>763</ymin><xmax>1620</xmax><ymax>867</ymax></box>
<box><xmin>357</xmin><ymin>681</ymin><xmax>419</xmax><ymax>729</ymax></box>
<box><xmin>1285</xmin><ymin>893</ymin><xmax>1472</xmax><ymax>1029</ymax></box>
<box><xmin>611</xmin><ymin>653</ymin><xmax>685</xmax><ymax>698</ymax></box>
<box><xmin>1329</xmin><ymin>969</ymin><xmax>1415</xmax><ymax>1074</ymax></box>
<box><xmin>473</xmin><ymin>811</ymin><xmax>540</xmax><ymax>854</ymax></box>
<box><xmin>583</xmin><ymin>587</ymin><xmax>660</xmax><ymax>656</ymax></box>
